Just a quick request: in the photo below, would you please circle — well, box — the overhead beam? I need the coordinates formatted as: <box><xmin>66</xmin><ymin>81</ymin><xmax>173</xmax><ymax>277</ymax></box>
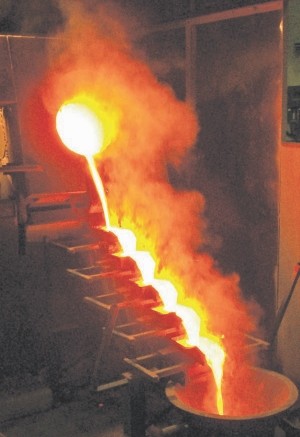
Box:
<box><xmin>143</xmin><ymin>1</ymin><xmax>282</xmax><ymax>35</ymax></box>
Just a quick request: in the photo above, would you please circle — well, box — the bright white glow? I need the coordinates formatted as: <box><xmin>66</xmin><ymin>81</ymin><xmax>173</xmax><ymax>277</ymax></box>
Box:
<box><xmin>56</xmin><ymin>103</ymin><xmax>104</xmax><ymax>156</ymax></box>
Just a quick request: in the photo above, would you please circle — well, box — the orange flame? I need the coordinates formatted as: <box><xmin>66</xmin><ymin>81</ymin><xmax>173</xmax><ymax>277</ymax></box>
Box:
<box><xmin>56</xmin><ymin>99</ymin><xmax>226</xmax><ymax>415</ymax></box>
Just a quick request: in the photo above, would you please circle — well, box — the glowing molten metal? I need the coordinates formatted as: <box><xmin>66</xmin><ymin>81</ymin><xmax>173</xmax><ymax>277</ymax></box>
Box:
<box><xmin>56</xmin><ymin>102</ymin><xmax>104</xmax><ymax>156</ymax></box>
<box><xmin>56</xmin><ymin>102</ymin><xmax>110</xmax><ymax>227</ymax></box>
<box><xmin>56</xmin><ymin>100</ymin><xmax>226</xmax><ymax>415</ymax></box>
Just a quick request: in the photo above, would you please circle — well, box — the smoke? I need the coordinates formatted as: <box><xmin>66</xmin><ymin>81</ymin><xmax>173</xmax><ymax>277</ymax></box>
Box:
<box><xmin>23</xmin><ymin>0</ymin><xmax>260</xmax><ymax>391</ymax></box>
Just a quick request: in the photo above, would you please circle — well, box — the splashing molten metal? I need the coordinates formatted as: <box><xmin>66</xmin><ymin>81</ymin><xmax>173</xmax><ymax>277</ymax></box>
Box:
<box><xmin>56</xmin><ymin>100</ymin><xmax>226</xmax><ymax>415</ymax></box>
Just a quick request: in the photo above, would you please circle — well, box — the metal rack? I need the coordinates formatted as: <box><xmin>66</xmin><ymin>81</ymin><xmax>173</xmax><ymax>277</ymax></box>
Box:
<box><xmin>46</xmin><ymin>227</ymin><xmax>277</xmax><ymax>437</ymax></box>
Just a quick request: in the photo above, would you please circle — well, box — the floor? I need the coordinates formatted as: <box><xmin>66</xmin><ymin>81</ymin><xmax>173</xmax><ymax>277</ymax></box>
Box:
<box><xmin>0</xmin><ymin>382</ymin><xmax>182</xmax><ymax>437</ymax></box>
<box><xmin>0</xmin><ymin>390</ymin><xmax>126</xmax><ymax>437</ymax></box>
<box><xmin>0</xmin><ymin>384</ymin><xmax>296</xmax><ymax>437</ymax></box>
<box><xmin>0</xmin><ymin>405</ymin><xmax>293</xmax><ymax>437</ymax></box>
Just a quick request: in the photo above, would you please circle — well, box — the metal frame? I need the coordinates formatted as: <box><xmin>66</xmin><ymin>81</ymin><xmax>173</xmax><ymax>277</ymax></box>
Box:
<box><xmin>141</xmin><ymin>1</ymin><xmax>282</xmax><ymax>105</ymax></box>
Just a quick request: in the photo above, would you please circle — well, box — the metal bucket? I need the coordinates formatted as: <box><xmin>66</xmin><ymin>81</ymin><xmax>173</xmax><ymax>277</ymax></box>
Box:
<box><xmin>166</xmin><ymin>367</ymin><xmax>298</xmax><ymax>436</ymax></box>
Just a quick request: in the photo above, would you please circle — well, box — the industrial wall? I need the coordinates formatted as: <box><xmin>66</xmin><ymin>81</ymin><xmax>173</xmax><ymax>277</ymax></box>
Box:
<box><xmin>277</xmin><ymin>0</ymin><xmax>300</xmax><ymax>384</ymax></box>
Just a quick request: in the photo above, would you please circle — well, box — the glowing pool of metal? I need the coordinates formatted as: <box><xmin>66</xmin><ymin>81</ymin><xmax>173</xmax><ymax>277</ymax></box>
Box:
<box><xmin>166</xmin><ymin>367</ymin><xmax>298</xmax><ymax>435</ymax></box>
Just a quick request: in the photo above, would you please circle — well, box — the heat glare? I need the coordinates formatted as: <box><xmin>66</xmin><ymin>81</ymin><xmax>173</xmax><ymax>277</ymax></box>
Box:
<box><xmin>56</xmin><ymin>98</ymin><xmax>226</xmax><ymax>415</ymax></box>
<box><xmin>56</xmin><ymin>102</ymin><xmax>110</xmax><ymax>227</ymax></box>
<box><xmin>56</xmin><ymin>102</ymin><xmax>104</xmax><ymax>156</ymax></box>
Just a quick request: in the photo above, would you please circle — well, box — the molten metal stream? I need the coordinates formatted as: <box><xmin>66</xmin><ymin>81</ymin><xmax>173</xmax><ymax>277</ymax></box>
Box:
<box><xmin>87</xmin><ymin>154</ymin><xmax>225</xmax><ymax>415</ymax></box>
<box><xmin>106</xmin><ymin>225</ymin><xmax>225</xmax><ymax>414</ymax></box>
<box><xmin>56</xmin><ymin>101</ymin><xmax>225</xmax><ymax>415</ymax></box>
<box><xmin>86</xmin><ymin>155</ymin><xmax>110</xmax><ymax>228</ymax></box>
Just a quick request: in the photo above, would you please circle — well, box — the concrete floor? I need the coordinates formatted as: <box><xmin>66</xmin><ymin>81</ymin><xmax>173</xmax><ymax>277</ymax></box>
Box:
<box><xmin>0</xmin><ymin>392</ymin><xmax>126</xmax><ymax>437</ymax></box>
<box><xmin>0</xmin><ymin>399</ymin><xmax>293</xmax><ymax>437</ymax></box>
<box><xmin>0</xmin><ymin>383</ymin><xmax>179</xmax><ymax>437</ymax></box>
